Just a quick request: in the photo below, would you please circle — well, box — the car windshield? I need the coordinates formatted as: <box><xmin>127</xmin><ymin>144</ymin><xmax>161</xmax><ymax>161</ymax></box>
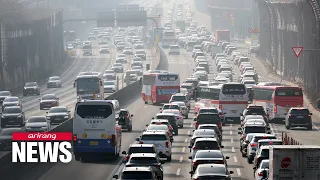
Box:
<box><xmin>25</xmin><ymin>82</ymin><xmax>37</xmax><ymax>87</ymax></box>
<box><xmin>42</xmin><ymin>95</ymin><xmax>56</xmax><ymax>100</ymax></box>
<box><xmin>290</xmin><ymin>109</ymin><xmax>310</xmax><ymax>115</ymax></box>
<box><xmin>199</xmin><ymin>109</ymin><xmax>218</xmax><ymax>114</ymax></box>
<box><xmin>245</xmin><ymin>109</ymin><xmax>266</xmax><ymax>115</ymax></box>
<box><xmin>129</xmin><ymin>147</ymin><xmax>155</xmax><ymax>154</ymax></box>
<box><xmin>104</xmin><ymin>70</ymin><xmax>114</xmax><ymax>74</ymax></box>
<box><xmin>3</xmin><ymin>108</ymin><xmax>21</xmax><ymax>114</ymax></box>
<box><xmin>28</xmin><ymin>117</ymin><xmax>46</xmax><ymax>123</ymax></box>
<box><xmin>196</xmin><ymin>151</ymin><xmax>223</xmax><ymax>158</ymax></box>
<box><xmin>104</xmin><ymin>81</ymin><xmax>115</xmax><ymax>85</ymax></box>
<box><xmin>198</xmin><ymin>165</ymin><xmax>227</xmax><ymax>175</ymax></box>
<box><xmin>260</xmin><ymin>161</ymin><xmax>270</xmax><ymax>169</ymax></box>
<box><xmin>141</xmin><ymin>134</ymin><xmax>167</xmax><ymax>141</ymax></box>
<box><xmin>129</xmin><ymin>157</ymin><xmax>157</xmax><ymax>164</ymax></box>
<box><xmin>260</xmin><ymin>149</ymin><xmax>270</xmax><ymax>158</ymax></box>
<box><xmin>197</xmin><ymin>114</ymin><xmax>220</xmax><ymax>124</ymax></box>
<box><xmin>0</xmin><ymin>91</ymin><xmax>10</xmax><ymax>96</ymax></box>
<box><xmin>4</xmin><ymin>97</ymin><xmax>18</xmax><ymax>102</ymax></box>
<box><xmin>244</xmin><ymin>127</ymin><xmax>266</xmax><ymax>134</ymax></box>
<box><xmin>171</xmin><ymin>96</ymin><xmax>186</xmax><ymax>101</ymax></box>
<box><xmin>162</xmin><ymin>110</ymin><xmax>179</xmax><ymax>115</ymax></box>
<box><xmin>148</xmin><ymin>125</ymin><xmax>168</xmax><ymax>131</ymax></box>
<box><xmin>49</xmin><ymin>107</ymin><xmax>68</xmax><ymax>113</ymax></box>
<box><xmin>49</xmin><ymin>77</ymin><xmax>59</xmax><ymax>81</ymax></box>
<box><xmin>194</xmin><ymin>130</ymin><xmax>216</xmax><ymax>136</ymax></box>
<box><xmin>195</xmin><ymin>141</ymin><xmax>219</xmax><ymax>149</ymax></box>
<box><xmin>163</xmin><ymin>105</ymin><xmax>179</xmax><ymax>110</ymax></box>
<box><xmin>0</xmin><ymin>129</ymin><xmax>20</xmax><ymax>136</ymax></box>
<box><xmin>121</xmin><ymin>171</ymin><xmax>153</xmax><ymax>179</ymax></box>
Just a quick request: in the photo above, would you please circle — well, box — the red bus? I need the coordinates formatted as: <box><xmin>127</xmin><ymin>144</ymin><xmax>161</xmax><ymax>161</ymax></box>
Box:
<box><xmin>252</xmin><ymin>85</ymin><xmax>303</xmax><ymax>122</ymax></box>
<box><xmin>141</xmin><ymin>71</ymin><xmax>180</xmax><ymax>105</ymax></box>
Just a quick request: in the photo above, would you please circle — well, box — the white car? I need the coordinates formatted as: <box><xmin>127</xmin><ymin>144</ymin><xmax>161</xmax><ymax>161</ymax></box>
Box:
<box><xmin>25</xmin><ymin>116</ymin><xmax>50</xmax><ymax>132</ymax></box>
<box><xmin>168</xmin><ymin>45</ymin><xmax>180</xmax><ymax>55</ymax></box>
<box><xmin>254</xmin><ymin>159</ymin><xmax>269</xmax><ymax>180</ymax></box>
<box><xmin>104</xmin><ymin>81</ymin><xmax>116</xmax><ymax>93</ymax></box>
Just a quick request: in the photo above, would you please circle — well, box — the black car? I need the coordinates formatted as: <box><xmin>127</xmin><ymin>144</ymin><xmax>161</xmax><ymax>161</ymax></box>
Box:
<box><xmin>125</xmin><ymin>153</ymin><xmax>165</xmax><ymax>180</ymax></box>
<box><xmin>46</xmin><ymin>106</ymin><xmax>71</xmax><ymax>124</ymax></box>
<box><xmin>1</xmin><ymin>106</ymin><xmax>25</xmax><ymax>127</ymax></box>
<box><xmin>285</xmin><ymin>107</ymin><xmax>312</xmax><ymax>130</ymax></box>
<box><xmin>39</xmin><ymin>94</ymin><xmax>59</xmax><ymax>110</ymax></box>
<box><xmin>0</xmin><ymin>91</ymin><xmax>11</xmax><ymax>105</ymax></box>
<box><xmin>23</xmin><ymin>82</ymin><xmax>40</xmax><ymax>96</ymax></box>
<box><xmin>116</xmin><ymin>109</ymin><xmax>133</xmax><ymax>132</ymax></box>
<box><xmin>122</xmin><ymin>144</ymin><xmax>158</xmax><ymax>163</ymax></box>
<box><xmin>195</xmin><ymin>113</ymin><xmax>222</xmax><ymax>131</ymax></box>
<box><xmin>0</xmin><ymin>128</ymin><xmax>24</xmax><ymax>151</ymax></box>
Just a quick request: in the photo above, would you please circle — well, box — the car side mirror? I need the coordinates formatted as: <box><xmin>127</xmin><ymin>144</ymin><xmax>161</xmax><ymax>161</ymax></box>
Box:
<box><xmin>113</xmin><ymin>175</ymin><xmax>119</xmax><ymax>179</ymax></box>
<box><xmin>229</xmin><ymin>171</ymin><xmax>234</xmax><ymax>174</ymax></box>
<box><xmin>68</xmin><ymin>111</ymin><xmax>71</xmax><ymax>113</ymax></box>
<box><xmin>238</xmin><ymin>131</ymin><xmax>242</xmax><ymax>134</ymax></box>
<box><xmin>188</xmin><ymin>156</ymin><xmax>192</xmax><ymax>159</ymax></box>
<box><xmin>193</xmin><ymin>118</ymin><xmax>197</xmax><ymax>121</ymax></box>
<box><xmin>226</xmin><ymin>156</ymin><xmax>230</xmax><ymax>159</ymax></box>
<box><xmin>145</xmin><ymin>124</ymin><xmax>149</xmax><ymax>127</ymax></box>
<box><xmin>189</xmin><ymin>171</ymin><xmax>193</xmax><ymax>174</ymax></box>
<box><xmin>159</xmin><ymin>108</ymin><xmax>162</xmax><ymax>110</ymax></box>
<box><xmin>39</xmin><ymin>98</ymin><xmax>41</xmax><ymax>100</ymax></box>
<box><xmin>73</xmin><ymin>82</ymin><xmax>75</xmax><ymax>88</ymax></box>
<box><xmin>245</xmin><ymin>140</ymin><xmax>250</xmax><ymax>143</ymax></box>
<box><xmin>135</xmin><ymin>138</ymin><xmax>140</xmax><ymax>141</ymax></box>
<box><xmin>310</xmin><ymin>113</ymin><xmax>313</xmax><ymax>115</ymax></box>
<box><xmin>238</xmin><ymin>127</ymin><xmax>242</xmax><ymax>130</ymax></box>
<box><xmin>188</xmin><ymin>145</ymin><xmax>192</xmax><ymax>148</ymax></box>
<box><xmin>151</xmin><ymin>117</ymin><xmax>154</xmax><ymax>119</ymax></box>
<box><xmin>220</xmin><ymin>145</ymin><xmax>224</xmax><ymax>148</ymax></box>
<box><xmin>131</xmin><ymin>114</ymin><xmax>134</xmax><ymax>117</ymax></box>
<box><xmin>267</xmin><ymin>127</ymin><xmax>270</xmax><ymax>130</ymax></box>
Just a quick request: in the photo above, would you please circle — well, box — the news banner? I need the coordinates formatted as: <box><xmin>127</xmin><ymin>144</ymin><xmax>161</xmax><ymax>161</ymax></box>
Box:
<box><xmin>11</xmin><ymin>132</ymin><xmax>72</xmax><ymax>163</ymax></box>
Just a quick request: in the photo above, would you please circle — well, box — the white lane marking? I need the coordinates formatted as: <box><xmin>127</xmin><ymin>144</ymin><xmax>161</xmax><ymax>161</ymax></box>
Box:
<box><xmin>232</xmin><ymin>147</ymin><xmax>235</xmax><ymax>153</ymax></box>
<box><xmin>188</xmin><ymin>130</ymin><xmax>191</xmax><ymax>135</ymax></box>
<box><xmin>185</xmin><ymin>138</ymin><xmax>188</xmax><ymax>143</ymax></box>
<box><xmin>176</xmin><ymin>168</ymin><xmax>181</xmax><ymax>176</ymax></box>
<box><xmin>236</xmin><ymin>168</ymin><xmax>242</xmax><ymax>176</ymax></box>
<box><xmin>269</xmin><ymin>123</ymin><xmax>276</xmax><ymax>135</ymax></box>
<box><xmin>190</xmin><ymin>123</ymin><xmax>193</xmax><ymax>127</ymax></box>
<box><xmin>179</xmin><ymin>156</ymin><xmax>183</xmax><ymax>163</ymax></box>
<box><xmin>313</xmin><ymin>123</ymin><xmax>320</xmax><ymax>131</ymax></box>
<box><xmin>231</xmin><ymin>138</ymin><xmax>234</xmax><ymax>143</ymax></box>
<box><xmin>144</xmin><ymin>105</ymin><xmax>148</xmax><ymax>108</ymax></box>
<box><xmin>229</xmin><ymin>131</ymin><xmax>232</xmax><ymax>135</ymax></box>
<box><xmin>230</xmin><ymin>124</ymin><xmax>232</xmax><ymax>127</ymax></box>
<box><xmin>233</xmin><ymin>156</ymin><xmax>238</xmax><ymax>163</ymax></box>
<box><xmin>182</xmin><ymin>147</ymin><xmax>185</xmax><ymax>153</ymax></box>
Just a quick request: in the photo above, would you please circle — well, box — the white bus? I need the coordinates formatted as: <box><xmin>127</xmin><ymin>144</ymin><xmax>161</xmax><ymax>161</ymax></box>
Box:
<box><xmin>194</xmin><ymin>83</ymin><xmax>249</xmax><ymax>123</ymax></box>
<box><xmin>73</xmin><ymin>100</ymin><xmax>122</xmax><ymax>161</ymax></box>
<box><xmin>162</xmin><ymin>30</ymin><xmax>176</xmax><ymax>48</ymax></box>
<box><xmin>74</xmin><ymin>75</ymin><xmax>104</xmax><ymax>101</ymax></box>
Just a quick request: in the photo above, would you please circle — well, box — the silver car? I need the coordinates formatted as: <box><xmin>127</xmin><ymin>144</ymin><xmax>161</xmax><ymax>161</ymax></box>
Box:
<box><xmin>25</xmin><ymin>116</ymin><xmax>50</xmax><ymax>132</ymax></box>
<box><xmin>171</xmin><ymin>101</ymin><xmax>189</xmax><ymax>118</ymax></box>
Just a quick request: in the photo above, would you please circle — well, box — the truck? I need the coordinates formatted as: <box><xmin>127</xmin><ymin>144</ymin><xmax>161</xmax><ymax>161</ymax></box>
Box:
<box><xmin>161</xmin><ymin>30</ymin><xmax>176</xmax><ymax>48</ymax></box>
<box><xmin>269</xmin><ymin>145</ymin><xmax>320</xmax><ymax>180</ymax></box>
<box><xmin>215</xmin><ymin>30</ymin><xmax>230</xmax><ymax>43</ymax></box>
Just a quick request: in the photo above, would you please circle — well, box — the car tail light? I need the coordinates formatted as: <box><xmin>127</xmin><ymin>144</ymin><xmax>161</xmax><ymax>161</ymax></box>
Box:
<box><xmin>264</xmin><ymin>116</ymin><xmax>267</xmax><ymax>119</ymax></box>
<box><xmin>192</xmin><ymin>146</ymin><xmax>197</xmax><ymax>149</ymax></box>
<box><xmin>168</xmin><ymin>125</ymin><xmax>173</xmax><ymax>130</ymax></box>
<box><xmin>242</xmin><ymin>134</ymin><xmax>246</xmax><ymax>140</ymax></box>
<box><xmin>250</xmin><ymin>143</ymin><xmax>257</xmax><ymax>147</ymax></box>
<box><xmin>165</xmin><ymin>141</ymin><xmax>169</xmax><ymax>148</ymax></box>
<box><xmin>218</xmin><ymin>122</ymin><xmax>222</xmax><ymax>129</ymax></box>
<box><xmin>111</xmin><ymin>134</ymin><xmax>116</xmax><ymax>146</ymax></box>
<box><xmin>73</xmin><ymin>134</ymin><xmax>77</xmax><ymax>142</ymax></box>
<box><xmin>195</xmin><ymin>122</ymin><xmax>199</xmax><ymax>128</ymax></box>
<box><xmin>308</xmin><ymin>114</ymin><xmax>312</xmax><ymax>117</ymax></box>
<box><xmin>160</xmin><ymin>110</ymin><xmax>163</xmax><ymax>113</ymax></box>
<box><xmin>288</xmin><ymin>114</ymin><xmax>292</xmax><ymax>117</ymax></box>
<box><xmin>274</xmin><ymin>105</ymin><xmax>277</xmax><ymax>113</ymax></box>
<box><xmin>258</xmin><ymin>172</ymin><xmax>263</xmax><ymax>176</ymax></box>
<box><xmin>154</xmin><ymin>164</ymin><xmax>161</xmax><ymax>168</ymax></box>
<box><xmin>139</xmin><ymin>141</ymin><xmax>143</xmax><ymax>144</ymax></box>
<box><xmin>219</xmin><ymin>104</ymin><xmax>222</xmax><ymax>110</ymax></box>
<box><xmin>192</xmin><ymin>160</ymin><xmax>198</xmax><ymax>165</ymax></box>
<box><xmin>125</xmin><ymin>155</ymin><xmax>130</xmax><ymax>161</ymax></box>
<box><xmin>126</xmin><ymin>116</ymin><xmax>129</xmax><ymax>118</ymax></box>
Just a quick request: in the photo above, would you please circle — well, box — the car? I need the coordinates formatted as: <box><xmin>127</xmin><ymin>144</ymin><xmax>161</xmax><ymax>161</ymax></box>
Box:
<box><xmin>154</xmin><ymin>113</ymin><xmax>179</xmax><ymax>135</ymax></box>
<box><xmin>145</xmin><ymin>124</ymin><xmax>173</xmax><ymax>142</ymax></box>
<box><xmin>0</xmin><ymin>128</ymin><xmax>24</xmax><ymax>150</ymax></box>
<box><xmin>189</xmin><ymin>137</ymin><xmax>223</xmax><ymax>159</ymax></box>
<box><xmin>124</xmin><ymin>153</ymin><xmax>165</xmax><ymax>180</ymax></box>
<box><xmin>253</xmin><ymin>145</ymin><xmax>270</xmax><ymax>169</ymax></box>
<box><xmin>238</xmin><ymin>121</ymin><xmax>270</xmax><ymax>143</ymax></box>
<box><xmin>189</xmin><ymin>150</ymin><xmax>229</xmax><ymax>174</ymax></box>
<box><xmin>194</xmin><ymin>107</ymin><xmax>226</xmax><ymax>125</ymax></box>
<box><xmin>134</xmin><ymin>49</ymin><xmax>146</xmax><ymax>60</ymax></box>
<box><xmin>190</xmin><ymin>164</ymin><xmax>233</xmax><ymax>180</ymax></box>
<box><xmin>131</xmin><ymin>61</ymin><xmax>143</xmax><ymax>68</ymax></box>
<box><xmin>168</xmin><ymin>45</ymin><xmax>180</xmax><ymax>55</ymax></box>
<box><xmin>116</xmin><ymin>57</ymin><xmax>127</xmax><ymax>64</ymax></box>
<box><xmin>25</xmin><ymin>116</ymin><xmax>51</xmax><ymax>132</ymax></box>
<box><xmin>194</xmin><ymin>112</ymin><xmax>222</xmax><ymax>131</ymax></box>
<box><xmin>197</xmin><ymin>124</ymin><xmax>222</xmax><ymax>145</ymax></box>
<box><xmin>169</xmin><ymin>93</ymin><xmax>190</xmax><ymax>109</ymax></box>
<box><xmin>111</xmin><ymin>63</ymin><xmax>124</xmax><ymax>73</ymax></box>
<box><xmin>253</xmin><ymin>159</ymin><xmax>269</xmax><ymax>180</ymax></box>
<box><xmin>122</xmin><ymin>144</ymin><xmax>158</xmax><ymax>163</ymax></box>
<box><xmin>1</xmin><ymin>106</ymin><xmax>25</xmax><ymax>127</ymax></box>
<box><xmin>131</xmin><ymin>66</ymin><xmax>143</xmax><ymax>76</ymax></box>
<box><xmin>2</xmin><ymin>96</ymin><xmax>22</xmax><ymax>111</ymax></box>
<box><xmin>242</xmin><ymin>115</ymin><xmax>266</xmax><ymax>127</ymax></box>
<box><xmin>113</xmin><ymin>166</ymin><xmax>158</xmax><ymax>180</ymax></box>
<box><xmin>0</xmin><ymin>91</ymin><xmax>11</xmax><ymax>105</ymax></box>
<box><xmin>161</xmin><ymin>109</ymin><xmax>184</xmax><ymax>128</ymax></box>
<box><xmin>99</xmin><ymin>46</ymin><xmax>109</xmax><ymax>54</ymax></box>
<box><xmin>240</xmin><ymin>105</ymin><xmax>269</xmax><ymax>123</ymax></box>
<box><xmin>189</xmin><ymin>129</ymin><xmax>218</xmax><ymax>148</ymax></box>
<box><xmin>129</xmin><ymin>74</ymin><xmax>138</xmax><ymax>82</ymax></box>
<box><xmin>23</xmin><ymin>82</ymin><xmax>40</xmax><ymax>96</ymax></box>
<box><xmin>123</xmin><ymin>47</ymin><xmax>133</xmax><ymax>55</ymax></box>
<box><xmin>104</xmin><ymin>81</ymin><xmax>117</xmax><ymax>93</ymax></box>
<box><xmin>160</xmin><ymin>103</ymin><xmax>181</xmax><ymax>112</ymax></box>
<box><xmin>46</xmin><ymin>106</ymin><xmax>71</xmax><ymax>124</ymax></box>
<box><xmin>136</xmin><ymin>130</ymin><xmax>172</xmax><ymax>161</ymax></box>
<box><xmin>116</xmin><ymin>42</ymin><xmax>126</xmax><ymax>51</ymax></box>
<box><xmin>116</xmin><ymin>109</ymin><xmax>133</xmax><ymax>132</ymax></box>
<box><xmin>246</xmin><ymin>134</ymin><xmax>276</xmax><ymax>163</ymax></box>
<box><xmin>47</xmin><ymin>76</ymin><xmax>62</xmax><ymax>88</ymax></box>
<box><xmin>285</xmin><ymin>107</ymin><xmax>313</xmax><ymax>130</ymax></box>
<box><xmin>240</xmin><ymin>133</ymin><xmax>257</xmax><ymax>157</ymax></box>
<box><xmin>149</xmin><ymin>119</ymin><xmax>174</xmax><ymax>135</ymax></box>
<box><xmin>39</xmin><ymin>94</ymin><xmax>59</xmax><ymax>110</ymax></box>
<box><xmin>171</xmin><ymin>101</ymin><xmax>189</xmax><ymax>118</ymax></box>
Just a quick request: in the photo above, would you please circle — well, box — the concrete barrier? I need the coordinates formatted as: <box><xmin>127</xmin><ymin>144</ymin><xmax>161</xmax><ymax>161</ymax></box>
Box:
<box><xmin>0</xmin><ymin>44</ymin><xmax>168</xmax><ymax>179</ymax></box>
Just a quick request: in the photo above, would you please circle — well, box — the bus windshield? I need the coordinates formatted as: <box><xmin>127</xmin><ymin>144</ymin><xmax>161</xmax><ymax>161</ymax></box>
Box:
<box><xmin>76</xmin><ymin>104</ymin><xmax>113</xmax><ymax>119</ymax></box>
<box><xmin>76</xmin><ymin>78</ymin><xmax>100</xmax><ymax>94</ymax></box>
<box><xmin>196</xmin><ymin>87</ymin><xmax>220</xmax><ymax>100</ymax></box>
<box><xmin>275</xmin><ymin>88</ymin><xmax>302</xmax><ymax>96</ymax></box>
<box><xmin>222</xmin><ymin>84</ymin><xmax>246</xmax><ymax>95</ymax></box>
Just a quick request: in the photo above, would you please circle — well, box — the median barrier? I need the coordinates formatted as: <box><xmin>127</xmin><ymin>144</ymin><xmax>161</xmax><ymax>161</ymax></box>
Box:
<box><xmin>0</xmin><ymin>43</ymin><xmax>168</xmax><ymax>179</ymax></box>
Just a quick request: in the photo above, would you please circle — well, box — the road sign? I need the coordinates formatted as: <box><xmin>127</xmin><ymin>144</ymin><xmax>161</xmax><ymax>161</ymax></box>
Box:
<box><xmin>97</xmin><ymin>12</ymin><xmax>115</xmax><ymax>27</ymax></box>
<box><xmin>116</xmin><ymin>11</ymin><xmax>147</xmax><ymax>27</ymax></box>
<box><xmin>292</xmin><ymin>47</ymin><xmax>304</xmax><ymax>58</ymax></box>
<box><xmin>281</xmin><ymin>157</ymin><xmax>291</xmax><ymax>168</ymax></box>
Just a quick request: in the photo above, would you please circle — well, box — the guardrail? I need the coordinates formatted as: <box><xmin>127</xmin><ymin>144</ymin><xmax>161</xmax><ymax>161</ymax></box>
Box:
<box><xmin>0</xmin><ymin>43</ymin><xmax>168</xmax><ymax>179</ymax></box>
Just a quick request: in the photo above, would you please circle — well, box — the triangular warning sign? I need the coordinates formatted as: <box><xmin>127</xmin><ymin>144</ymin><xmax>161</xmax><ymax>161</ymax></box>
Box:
<box><xmin>292</xmin><ymin>47</ymin><xmax>304</xmax><ymax>58</ymax></box>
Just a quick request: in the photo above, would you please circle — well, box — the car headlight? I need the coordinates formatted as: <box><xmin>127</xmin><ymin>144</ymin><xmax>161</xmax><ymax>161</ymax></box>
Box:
<box><xmin>24</xmin><ymin>87</ymin><xmax>27</xmax><ymax>89</ymax></box>
<box><xmin>34</xmin><ymin>87</ymin><xmax>36</xmax><ymax>89</ymax></box>
<box><xmin>64</xmin><ymin>116</ymin><xmax>69</xmax><ymax>119</ymax></box>
<box><xmin>17</xmin><ymin>115</ymin><xmax>21</xmax><ymax>118</ymax></box>
<box><xmin>46</xmin><ymin>116</ymin><xmax>50</xmax><ymax>119</ymax></box>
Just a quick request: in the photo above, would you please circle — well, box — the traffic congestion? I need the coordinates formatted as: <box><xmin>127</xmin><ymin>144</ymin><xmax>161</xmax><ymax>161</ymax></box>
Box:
<box><xmin>0</xmin><ymin>0</ymin><xmax>318</xmax><ymax>179</ymax></box>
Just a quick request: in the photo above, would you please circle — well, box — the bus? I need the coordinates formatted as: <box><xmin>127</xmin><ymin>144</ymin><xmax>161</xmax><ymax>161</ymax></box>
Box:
<box><xmin>74</xmin><ymin>75</ymin><xmax>104</xmax><ymax>101</ymax></box>
<box><xmin>73</xmin><ymin>100</ymin><xmax>122</xmax><ymax>161</ymax></box>
<box><xmin>162</xmin><ymin>30</ymin><xmax>176</xmax><ymax>48</ymax></box>
<box><xmin>142</xmin><ymin>71</ymin><xmax>180</xmax><ymax>104</ymax></box>
<box><xmin>194</xmin><ymin>83</ymin><xmax>249</xmax><ymax>123</ymax></box>
<box><xmin>252</xmin><ymin>85</ymin><xmax>303</xmax><ymax>122</ymax></box>
<box><xmin>82</xmin><ymin>44</ymin><xmax>92</xmax><ymax>56</ymax></box>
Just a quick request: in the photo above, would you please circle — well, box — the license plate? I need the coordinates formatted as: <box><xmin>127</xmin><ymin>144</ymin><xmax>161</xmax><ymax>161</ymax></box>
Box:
<box><xmin>89</xmin><ymin>141</ymin><xmax>98</xmax><ymax>145</ymax></box>
<box><xmin>231</xmin><ymin>110</ymin><xmax>237</xmax><ymax>113</ymax></box>
<box><xmin>297</xmin><ymin>116</ymin><xmax>304</xmax><ymax>118</ymax></box>
<box><xmin>8</xmin><ymin>120</ymin><xmax>14</xmax><ymax>123</ymax></box>
<box><xmin>55</xmin><ymin>118</ymin><xmax>61</xmax><ymax>120</ymax></box>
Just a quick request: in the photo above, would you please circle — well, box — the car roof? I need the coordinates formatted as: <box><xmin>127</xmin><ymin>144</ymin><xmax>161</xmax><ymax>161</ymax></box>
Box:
<box><xmin>130</xmin><ymin>144</ymin><xmax>155</xmax><ymax>148</ymax></box>
<box><xmin>253</xmin><ymin>134</ymin><xmax>275</xmax><ymax>138</ymax></box>
<box><xmin>151</xmin><ymin>119</ymin><xmax>169</xmax><ymax>122</ymax></box>
<box><xmin>244</xmin><ymin>122</ymin><xmax>265</xmax><ymax>127</ymax></box>
<box><xmin>199</xmin><ymin>107</ymin><xmax>218</xmax><ymax>110</ymax></box>
<box><xmin>258</xmin><ymin>139</ymin><xmax>282</xmax><ymax>143</ymax></box>
<box><xmin>142</xmin><ymin>131</ymin><xmax>167</xmax><ymax>135</ymax></box>
<box><xmin>123</xmin><ymin>166</ymin><xmax>152</xmax><ymax>172</ymax></box>
<box><xmin>156</xmin><ymin>113</ymin><xmax>175</xmax><ymax>116</ymax></box>
<box><xmin>198</xmin><ymin>124</ymin><xmax>218</xmax><ymax>127</ymax></box>
<box><xmin>129</xmin><ymin>153</ymin><xmax>157</xmax><ymax>158</ymax></box>
<box><xmin>195</xmin><ymin>137</ymin><xmax>218</xmax><ymax>142</ymax></box>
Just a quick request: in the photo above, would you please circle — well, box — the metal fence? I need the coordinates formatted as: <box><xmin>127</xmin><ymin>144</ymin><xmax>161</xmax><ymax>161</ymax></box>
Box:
<box><xmin>0</xmin><ymin>7</ymin><xmax>64</xmax><ymax>92</ymax></box>
<box><xmin>257</xmin><ymin>0</ymin><xmax>320</xmax><ymax>102</ymax></box>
